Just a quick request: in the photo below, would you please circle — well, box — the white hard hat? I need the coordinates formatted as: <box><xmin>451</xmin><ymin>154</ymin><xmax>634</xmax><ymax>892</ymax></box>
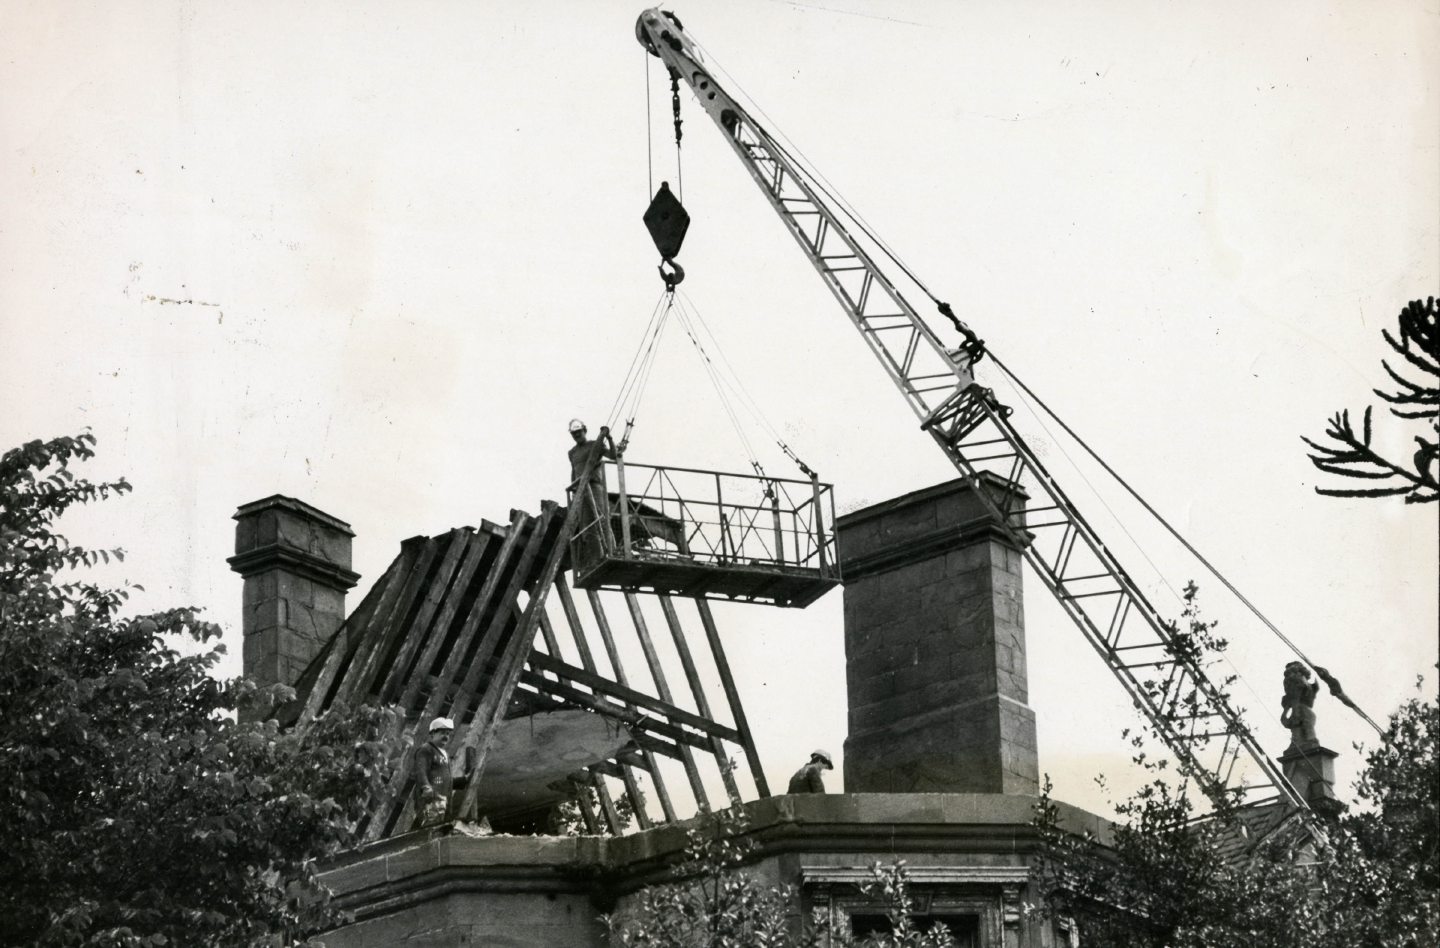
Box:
<box><xmin>430</xmin><ymin>717</ymin><xmax>455</xmax><ymax>732</ymax></box>
<box><xmin>568</xmin><ymin>418</ymin><xmax>586</xmax><ymax>433</ymax></box>
<box><xmin>811</xmin><ymin>749</ymin><xmax>833</xmax><ymax>766</ymax></box>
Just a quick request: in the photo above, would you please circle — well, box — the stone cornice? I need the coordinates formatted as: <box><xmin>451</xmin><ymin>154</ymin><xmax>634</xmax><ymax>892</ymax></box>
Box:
<box><xmin>232</xmin><ymin>493</ymin><xmax>355</xmax><ymax>536</ymax></box>
<box><xmin>226</xmin><ymin>543</ymin><xmax>361</xmax><ymax>590</ymax></box>
<box><xmin>839</xmin><ymin>516</ymin><xmax>1023</xmax><ymax>582</ymax></box>
<box><xmin>319</xmin><ymin>793</ymin><xmax>1112</xmax><ymax>921</ymax></box>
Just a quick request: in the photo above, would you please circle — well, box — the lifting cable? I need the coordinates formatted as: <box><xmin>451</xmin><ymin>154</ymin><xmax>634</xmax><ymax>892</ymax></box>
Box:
<box><xmin>606</xmin><ymin>292</ymin><xmax>675</xmax><ymax>445</ymax></box>
<box><xmin>988</xmin><ymin>350</ymin><xmax>1385</xmax><ymax>737</ymax></box>
<box><xmin>669</xmin><ymin>295</ymin><xmax>763</xmax><ymax>473</ymax></box>
<box><xmin>643</xmin><ymin>50</ymin><xmax>653</xmax><ymax>198</ymax></box>
<box><xmin>606</xmin><ymin>286</ymin><xmax>817</xmax><ymax>483</ymax></box>
<box><xmin>674</xmin><ymin>288</ymin><xmax>816</xmax><ymax>479</ymax></box>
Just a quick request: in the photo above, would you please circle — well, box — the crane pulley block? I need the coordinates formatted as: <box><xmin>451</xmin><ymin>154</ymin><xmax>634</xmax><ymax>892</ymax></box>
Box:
<box><xmin>643</xmin><ymin>181</ymin><xmax>689</xmax><ymax>261</ymax></box>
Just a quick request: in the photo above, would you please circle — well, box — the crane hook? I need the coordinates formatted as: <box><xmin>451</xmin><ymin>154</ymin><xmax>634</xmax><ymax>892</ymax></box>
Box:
<box><xmin>658</xmin><ymin>258</ymin><xmax>685</xmax><ymax>291</ymax></box>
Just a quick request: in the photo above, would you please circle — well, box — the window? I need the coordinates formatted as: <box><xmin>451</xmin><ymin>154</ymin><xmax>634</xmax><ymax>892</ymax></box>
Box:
<box><xmin>849</xmin><ymin>912</ymin><xmax>980</xmax><ymax>947</ymax></box>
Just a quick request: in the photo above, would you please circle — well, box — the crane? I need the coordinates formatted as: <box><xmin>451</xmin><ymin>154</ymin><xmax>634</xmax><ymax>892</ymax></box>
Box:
<box><xmin>635</xmin><ymin>7</ymin><xmax>1309</xmax><ymax>816</ymax></box>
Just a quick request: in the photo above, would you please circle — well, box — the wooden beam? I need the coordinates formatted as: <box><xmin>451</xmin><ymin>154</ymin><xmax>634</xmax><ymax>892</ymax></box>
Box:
<box><xmin>587</xmin><ymin>588</ymin><xmax>677</xmax><ymax>823</ymax></box>
<box><xmin>526</xmin><ymin>652</ymin><xmax>741</xmax><ymax>741</ymax></box>
<box><xmin>659</xmin><ymin>595</ymin><xmax>742</xmax><ymax>805</ymax></box>
<box><xmin>375</xmin><ymin>529</ymin><xmax>471</xmax><ymax>704</ymax></box>
<box><xmin>368</xmin><ymin>511</ymin><xmax>536</xmax><ymax>841</ymax></box>
<box><xmin>298</xmin><ymin>551</ymin><xmax>412</xmax><ymax>724</ymax></box>
<box><xmin>625</xmin><ymin>591</ymin><xmax>711</xmax><ymax>814</ymax></box>
<box><xmin>515</xmin><ymin>671</ymin><xmax>716</xmax><ymax>753</ymax></box>
<box><xmin>453</xmin><ymin>503</ymin><xmax>572</xmax><ymax>820</ymax></box>
<box><xmin>696</xmin><ymin>599</ymin><xmax>770</xmax><ymax>797</ymax></box>
<box><xmin>333</xmin><ymin>537</ymin><xmax>440</xmax><ymax>706</ymax></box>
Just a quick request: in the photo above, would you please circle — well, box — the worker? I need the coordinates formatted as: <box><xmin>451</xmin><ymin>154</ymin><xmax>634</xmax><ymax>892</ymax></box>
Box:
<box><xmin>787</xmin><ymin>749</ymin><xmax>833</xmax><ymax>793</ymax></box>
<box><xmin>568</xmin><ymin>419</ymin><xmax>618</xmax><ymax>564</ymax></box>
<box><xmin>413</xmin><ymin>717</ymin><xmax>458</xmax><ymax>828</ymax></box>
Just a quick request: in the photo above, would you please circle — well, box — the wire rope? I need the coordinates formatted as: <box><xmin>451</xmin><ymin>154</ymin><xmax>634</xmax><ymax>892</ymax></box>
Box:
<box><xmin>988</xmin><ymin>350</ymin><xmax>1385</xmax><ymax>736</ymax></box>
<box><xmin>606</xmin><ymin>292</ymin><xmax>672</xmax><ymax>432</ymax></box>
<box><xmin>676</xmin><ymin>288</ymin><xmax>815</xmax><ymax>477</ymax></box>
<box><xmin>990</xmin><ymin>364</ymin><xmax>1284</xmax><ymax>739</ymax></box>
<box><xmin>644</xmin><ymin>51</ymin><xmax>654</xmax><ymax>197</ymax></box>
<box><xmin>669</xmin><ymin>294</ymin><xmax>762</xmax><ymax>469</ymax></box>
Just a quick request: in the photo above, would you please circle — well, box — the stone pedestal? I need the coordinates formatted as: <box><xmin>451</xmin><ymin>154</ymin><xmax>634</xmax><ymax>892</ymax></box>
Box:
<box><xmin>836</xmin><ymin>475</ymin><xmax>1038</xmax><ymax>795</ymax></box>
<box><xmin>1278</xmin><ymin>742</ymin><xmax>1342</xmax><ymax>815</ymax></box>
<box><xmin>228</xmin><ymin>495</ymin><xmax>359</xmax><ymax>714</ymax></box>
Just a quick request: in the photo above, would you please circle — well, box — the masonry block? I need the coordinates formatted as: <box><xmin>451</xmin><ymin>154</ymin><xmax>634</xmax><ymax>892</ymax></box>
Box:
<box><xmin>837</xmin><ymin>475</ymin><xmax>1038</xmax><ymax>795</ymax></box>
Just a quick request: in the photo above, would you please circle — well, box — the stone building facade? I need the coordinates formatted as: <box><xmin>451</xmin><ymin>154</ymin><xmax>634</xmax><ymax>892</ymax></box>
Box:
<box><xmin>233</xmin><ymin>478</ymin><xmax>1103</xmax><ymax>947</ymax></box>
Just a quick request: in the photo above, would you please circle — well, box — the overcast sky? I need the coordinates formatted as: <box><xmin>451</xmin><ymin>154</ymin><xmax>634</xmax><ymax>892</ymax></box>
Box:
<box><xmin>3</xmin><ymin>0</ymin><xmax>1436</xmax><ymax>817</ymax></box>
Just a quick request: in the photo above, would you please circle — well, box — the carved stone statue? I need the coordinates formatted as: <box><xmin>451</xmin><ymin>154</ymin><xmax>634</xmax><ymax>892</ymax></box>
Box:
<box><xmin>1280</xmin><ymin>661</ymin><xmax>1320</xmax><ymax>751</ymax></box>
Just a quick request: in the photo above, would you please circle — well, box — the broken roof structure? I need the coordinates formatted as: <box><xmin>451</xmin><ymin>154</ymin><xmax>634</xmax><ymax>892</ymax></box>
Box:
<box><xmin>231</xmin><ymin>494</ymin><xmax>771</xmax><ymax>840</ymax></box>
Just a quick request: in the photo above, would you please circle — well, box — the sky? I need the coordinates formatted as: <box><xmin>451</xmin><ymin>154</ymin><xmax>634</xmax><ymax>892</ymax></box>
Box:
<box><xmin>3</xmin><ymin>0</ymin><xmax>1436</xmax><ymax>819</ymax></box>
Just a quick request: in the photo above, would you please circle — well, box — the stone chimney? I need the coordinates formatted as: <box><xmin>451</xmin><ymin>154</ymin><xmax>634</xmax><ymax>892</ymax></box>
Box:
<box><xmin>227</xmin><ymin>496</ymin><xmax>360</xmax><ymax>703</ymax></box>
<box><xmin>836</xmin><ymin>474</ymin><xmax>1038</xmax><ymax>794</ymax></box>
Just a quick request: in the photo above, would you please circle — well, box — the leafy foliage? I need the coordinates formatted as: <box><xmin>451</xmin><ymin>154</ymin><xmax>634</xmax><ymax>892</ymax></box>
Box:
<box><xmin>1030</xmin><ymin>585</ymin><xmax>1439</xmax><ymax>947</ymax></box>
<box><xmin>1304</xmin><ymin>296</ymin><xmax>1439</xmax><ymax>503</ymax></box>
<box><xmin>0</xmin><ymin>433</ymin><xmax>399</xmax><ymax>947</ymax></box>
<box><xmin>602</xmin><ymin>804</ymin><xmax>958</xmax><ymax>948</ymax></box>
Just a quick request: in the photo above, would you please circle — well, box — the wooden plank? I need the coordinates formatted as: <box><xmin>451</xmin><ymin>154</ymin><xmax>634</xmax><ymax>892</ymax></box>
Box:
<box><xmin>659</xmin><ymin>595</ymin><xmax>742</xmax><ymax>804</ymax></box>
<box><xmin>298</xmin><ymin>547</ymin><xmax>415</xmax><ymax>724</ymax></box>
<box><xmin>333</xmin><ymin>536</ymin><xmax>441</xmax><ymax>706</ymax></box>
<box><xmin>593</xmin><ymin>772</ymin><xmax>622</xmax><ymax>834</ymax></box>
<box><xmin>572</xmin><ymin>778</ymin><xmax>600</xmax><ymax>835</ymax></box>
<box><xmin>526</xmin><ymin>652</ymin><xmax>741</xmax><ymax>741</ymax></box>
<box><xmin>395</xmin><ymin>529</ymin><xmax>499</xmax><ymax>710</ymax></box>
<box><xmin>586</xmin><ymin>589</ymin><xmax>677</xmax><ymax>823</ymax></box>
<box><xmin>537</xmin><ymin>610</ymin><xmax>564</xmax><ymax>662</ymax></box>
<box><xmin>619</xmin><ymin>762</ymin><xmax>653</xmax><ymax>830</ymax></box>
<box><xmin>515</xmin><ymin>671</ymin><xmax>716</xmax><ymax>752</ymax></box>
<box><xmin>551</xmin><ymin>575</ymin><xmax>649</xmax><ymax>828</ymax></box>
<box><xmin>625</xmin><ymin>591</ymin><xmax>711</xmax><ymax>814</ymax></box>
<box><xmin>696</xmin><ymin>599</ymin><xmax>771</xmax><ymax>797</ymax></box>
<box><xmin>553</xmin><ymin>575</ymin><xmax>598</xmax><ymax>672</ymax></box>
<box><xmin>514</xmin><ymin>687</ymin><xmax>690</xmax><ymax>763</ymax></box>
<box><xmin>376</xmin><ymin>528</ymin><xmax>472</xmax><ymax>704</ymax></box>
<box><xmin>359</xmin><ymin>530</ymin><xmax>484</xmax><ymax>836</ymax></box>
<box><xmin>287</xmin><ymin>555</ymin><xmax>400</xmax><ymax>725</ymax></box>
<box><xmin>365</xmin><ymin>513</ymin><xmax>532</xmax><ymax>841</ymax></box>
<box><xmin>454</xmin><ymin>502</ymin><xmax>573</xmax><ymax>819</ymax></box>
<box><xmin>383</xmin><ymin>509</ymin><xmax>552</xmax><ymax>840</ymax></box>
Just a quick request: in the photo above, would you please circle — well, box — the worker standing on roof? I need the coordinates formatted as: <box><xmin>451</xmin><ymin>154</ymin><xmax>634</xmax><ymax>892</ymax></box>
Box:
<box><xmin>568</xmin><ymin>419</ymin><xmax>618</xmax><ymax>565</ymax></box>
<box><xmin>414</xmin><ymin>717</ymin><xmax>458</xmax><ymax>828</ymax></box>
<box><xmin>787</xmin><ymin>749</ymin><xmax>833</xmax><ymax>793</ymax></box>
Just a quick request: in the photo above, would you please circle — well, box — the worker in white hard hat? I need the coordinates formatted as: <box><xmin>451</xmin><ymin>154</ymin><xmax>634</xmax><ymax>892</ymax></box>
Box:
<box><xmin>413</xmin><ymin>717</ymin><xmax>457</xmax><ymax>828</ymax></box>
<box><xmin>787</xmin><ymin>748</ymin><xmax>833</xmax><ymax>794</ymax></box>
<box><xmin>567</xmin><ymin>418</ymin><xmax>619</xmax><ymax>566</ymax></box>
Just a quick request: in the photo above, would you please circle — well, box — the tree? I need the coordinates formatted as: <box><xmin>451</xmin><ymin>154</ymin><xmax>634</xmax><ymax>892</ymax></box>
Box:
<box><xmin>1304</xmin><ymin>296</ymin><xmax>1439</xmax><ymax>503</ymax></box>
<box><xmin>602</xmin><ymin>804</ymin><xmax>958</xmax><ymax>948</ymax></box>
<box><xmin>0</xmin><ymin>433</ymin><xmax>398</xmax><ymax>947</ymax></box>
<box><xmin>1307</xmin><ymin>686</ymin><xmax>1439</xmax><ymax>946</ymax></box>
<box><xmin>1030</xmin><ymin>585</ymin><xmax>1440</xmax><ymax>947</ymax></box>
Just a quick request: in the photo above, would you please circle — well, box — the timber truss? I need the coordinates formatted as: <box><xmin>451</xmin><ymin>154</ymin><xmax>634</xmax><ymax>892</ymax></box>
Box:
<box><xmin>288</xmin><ymin>500</ymin><xmax>766</xmax><ymax>841</ymax></box>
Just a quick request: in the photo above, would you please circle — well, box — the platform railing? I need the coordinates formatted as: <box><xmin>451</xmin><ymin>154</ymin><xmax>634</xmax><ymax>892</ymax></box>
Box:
<box><xmin>568</xmin><ymin>460</ymin><xmax>838</xmax><ymax>580</ymax></box>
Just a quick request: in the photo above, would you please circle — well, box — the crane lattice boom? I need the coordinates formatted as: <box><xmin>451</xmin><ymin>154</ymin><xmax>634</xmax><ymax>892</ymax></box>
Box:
<box><xmin>636</xmin><ymin>7</ymin><xmax>1306</xmax><ymax>814</ymax></box>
